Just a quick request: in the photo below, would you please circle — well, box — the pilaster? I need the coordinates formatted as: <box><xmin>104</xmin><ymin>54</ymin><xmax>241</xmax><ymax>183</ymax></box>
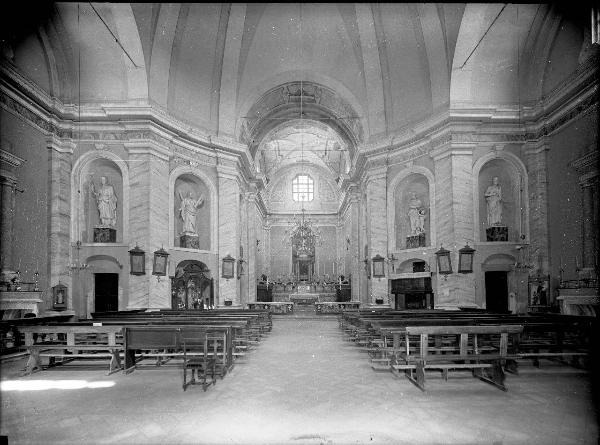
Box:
<box><xmin>217</xmin><ymin>166</ymin><xmax>241</xmax><ymax>306</ymax></box>
<box><xmin>125</xmin><ymin>142</ymin><xmax>170</xmax><ymax>309</ymax></box>
<box><xmin>524</xmin><ymin>139</ymin><xmax>551</xmax><ymax>274</ymax></box>
<box><xmin>47</xmin><ymin>137</ymin><xmax>74</xmax><ymax>308</ymax></box>
<box><xmin>246</xmin><ymin>191</ymin><xmax>258</xmax><ymax>303</ymax></box>
<box><xmin>365</xmin><ymin>168</ymin><xmax>388</xmax><ymax>305</ymax></box>
<box><xmin>432</xmin><ymin>144</ymin><xmax>476</xmax><ymax>307</ymax></box>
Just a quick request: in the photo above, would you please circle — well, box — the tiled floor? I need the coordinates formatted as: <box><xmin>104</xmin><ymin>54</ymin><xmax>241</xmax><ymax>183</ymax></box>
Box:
<box><xmin>1</xmin><ymin>315</ymin><xmax>598</xmax><ymax>445</ymax></box>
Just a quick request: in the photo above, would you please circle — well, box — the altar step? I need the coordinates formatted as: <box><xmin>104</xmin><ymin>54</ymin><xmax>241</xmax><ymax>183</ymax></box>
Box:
<box><xmin>272</xmin><ymin>305</ymin><xmax>337</xmax><ymax>319</ymax></box>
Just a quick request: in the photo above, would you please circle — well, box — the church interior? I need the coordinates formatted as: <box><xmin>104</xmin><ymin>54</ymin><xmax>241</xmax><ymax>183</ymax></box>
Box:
<box><xmin>0</xmin><ymin>3</ymin><xmax>599</xmax><ymax>444</ymax></box>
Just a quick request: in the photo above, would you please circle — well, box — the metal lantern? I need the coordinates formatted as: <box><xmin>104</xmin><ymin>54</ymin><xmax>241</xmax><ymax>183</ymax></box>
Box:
<box><xmin>152</xmin><ymin>247</ymin><xmax>169</xmax><ymax>276</ymax></box>
<box><xmin>372</xmin><ymin>254</ymin><xmax>386</xmax><ymax>278</ymax></box>
<box><xmin>128</xmin><ymin>245</ymin><xmax>146</xmax><ymax>275</ymax></box>
<box><xmin>222</xmin><ymin>254</ymin><xmax>235</xmax><ymax>279</ymax></box>
<box><xmin>458</xmin><ymin>244</ymin><xmax>476</xmax><ymax>273</ymax></box>
<box><xmin>435</xmin><ymin>246</ymin><xmax>453</xmax><ymax>275</ymax></box>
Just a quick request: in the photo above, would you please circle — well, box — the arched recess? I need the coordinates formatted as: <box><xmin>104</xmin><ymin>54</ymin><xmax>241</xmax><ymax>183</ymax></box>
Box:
<box><xmin>472</xmin><ymin>151</ymin><xmax>529</xmax><ymax>243</ymax></box>
<box><xmin>169</xmin><ymin>165</ymin><xmax>217</xmax><ymax>253</ymax></box>
<box><xmin>84</xmin><ymin>254</ymin><xmax>125</xmax><ymax>315</ymax></box>
<box><xmin>396</xmin><ymin>258</ymin><xmax>431</xmax><ymax>274</ymax></box>
<box><xmin>387</xmin><ymin>166</ymin><xmax>436</xmax><ymax>252</ymax></box>
<box><xmin>71</xmin><ymin>150</ymin><xmax>130</xmax><ymax>244</ymax></box>
<box><xmin>172</xmin><ymin>259</ymin><xmax>213</xmax><ymax>309</ymax></box>
<box><xmin>238</xmin><ymin>78</ymin><xmax>365</xmax><ymax>159</ymax></box>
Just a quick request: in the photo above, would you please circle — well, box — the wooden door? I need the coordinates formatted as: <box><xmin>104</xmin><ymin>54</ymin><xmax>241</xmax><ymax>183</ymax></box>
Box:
<box><xmin>94</xmin><ymin>273</ymin><xmax>119</xmax><ymax>312</ymax></box>
<box><xmin>485</xmin><ymin>271</ymin><xmax>508</xmax><ymax>312</ymax></box>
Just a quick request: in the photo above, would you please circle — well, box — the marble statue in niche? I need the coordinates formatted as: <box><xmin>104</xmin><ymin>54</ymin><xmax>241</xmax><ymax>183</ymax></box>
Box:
<box><xmin>178</xmin><ymin>190</ymin><xmax>204</xmax><ymax>249</ymax></box>
<box><xmin>91</xmin><ymin>176</ymin><xmax>117</xmax><ymax>242</ymax></box>
<box><xmin>406</xmin><ymin>192</ymin><xmax>426</xmax><ymax>248</ymax></box>
<box><xmin>484</xmin><ymin>176</ymin><xmax>508</xmax><ymax>241</ymax></box>
<box><xmin>485</xmin><ymin>176</ymin><xmax>503</xmax><ymax>226</ymax></box>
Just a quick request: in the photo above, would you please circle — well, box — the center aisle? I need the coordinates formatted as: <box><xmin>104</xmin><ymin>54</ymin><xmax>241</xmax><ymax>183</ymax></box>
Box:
<box><xmin>185</xmin><ymin>316</ymin><xmax>407</xmax><ymax>444</ymax></box>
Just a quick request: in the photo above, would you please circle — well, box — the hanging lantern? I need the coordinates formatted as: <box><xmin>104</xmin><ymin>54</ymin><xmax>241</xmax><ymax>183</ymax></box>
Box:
<box><xmin>458</xmin><ymin>244</ymin><xmax>476</xmax><ymax>273</ymax></box>
<box><xmin>128</xmin><ymin>245</ymin><xmax>146</xmax><ymax>275</ymax></box>
<box><xmin>372</xmin><ymin>254</ymin><xmax>386</xmax><ymax>278</ymax></box>
<box><xmin>435</xmin><ymin>246</ymin><xmax>453</xmax><ymax>275</ymax></box>
<box><xmin>222</xmin><ymin>255</ymin><xmax>235</xmax><ymax>279</ymax></box>
<box><xmin>152</xmin><ymin>247</ymin><xmax>169</xmax><ymax>276</ymax></box>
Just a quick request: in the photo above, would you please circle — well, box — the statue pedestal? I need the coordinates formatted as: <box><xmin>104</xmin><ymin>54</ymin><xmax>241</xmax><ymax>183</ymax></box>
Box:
<box><xmin>93</xmin><ymin>227</ymin><xmax>116</xmax><ymax>243</ymax></box>
<box><xmin>406</xmin><ymin>233</ymin><xmax>426</xmax><ymax>249</ymax></box>
<box><xmin>180</xmin><ymin>233</ymin><xmax>199</xmax><ymax>249</ymax></box>
<box><xmin>486</xmin><ymin>226</ymin><xmax>508</xmax><ymax>242</ymax></box>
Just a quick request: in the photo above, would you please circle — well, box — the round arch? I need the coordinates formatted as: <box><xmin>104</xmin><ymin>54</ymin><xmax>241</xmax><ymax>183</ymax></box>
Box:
<box><xmin>387</xmin><ymin>165</ymin><xmax>436</xmax><ymax>252</ymax></box>
<box><xmin>70</xmin><ymin>150</ymin><xmax>130</xmax><ymax>243</ymax></box>
<box><xmin>472</xmin><ymin>150</ymin><xmax>529</xmax><ymax>243</ymax></box>
<box><xmin>168</xmin><ymin>165</ymin><xmax>217</xmax><ymax>253</ymax></box>
<box><xmin>236</xmin><ymin>70</ymin><xmax>368</xmax><ymax>144</ymax></box>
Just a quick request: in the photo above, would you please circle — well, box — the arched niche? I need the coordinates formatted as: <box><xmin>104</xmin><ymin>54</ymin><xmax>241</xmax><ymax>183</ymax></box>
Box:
<box><xmin>169</xmin><ymin>166</ymin><xmax>217</xmax><ymax>252</ymax></box>
<box><xmin>71</xmin><ymin>151</ymin><xmax>129</xmax><ymax>244</ymax></box>
<box><xmin>172</xmin><ymin>260</ymin><xmax>213</xmax><ymax>309</ymax></box>
<box><xmin>474</xmin><ymin>152</ymin><xmax>529</xmax><ymax>243</ymax></box>
<box><xmin>396</xmin><ymin>258</ymin><xmax>431</xmax><ymax>274</ymax></box>
<box><xmin>388</xmin><ymin>168</ymin><xmax>436</xmax><ymax>251</ymax></box>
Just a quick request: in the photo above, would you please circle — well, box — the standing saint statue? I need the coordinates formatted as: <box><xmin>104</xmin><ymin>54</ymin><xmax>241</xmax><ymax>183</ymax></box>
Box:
<box><xmin>407</xmin><ymin>192</ymin><xmax>426</xmax><ymax>235</ymax></box>
<box><xmin>91</xmin><ymin>176</ymin><xmax>117</xmax><ymax>227</ymax></box>
<box><xmin>484</xmin><ymin>176</ymin><xmax>503</xmax><ymax>226</ymax></box>
<box><xmin>179</xmin><ymin>190</ymin><xmax>204</xmax><ymax>234</ymax></box>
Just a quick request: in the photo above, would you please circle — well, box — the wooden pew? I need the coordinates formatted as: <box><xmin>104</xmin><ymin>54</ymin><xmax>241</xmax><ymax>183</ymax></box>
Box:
<box><xmin>390</xmin><ymin>324</ymin><xmax>524</xmax><ymax>391</ymax></box>
<box><xmin>122</xmin><ymin>325</ymin><xmax>233</xmax><ymax>376</ymax></box>
<box><xmin>19</xmin><ymin>325</ymin><xmax>123</xmax><ymax>375</ymax></box>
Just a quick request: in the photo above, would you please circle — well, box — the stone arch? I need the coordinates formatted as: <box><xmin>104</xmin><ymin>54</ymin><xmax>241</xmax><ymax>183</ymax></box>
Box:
<box><xmin>387</xmin><ymin>166</ymin><xmax>436</xmax><ymax>251</ymax></box>
<box><xmin>169</xmin><ymin>165</ymin><xmax>217</xmax><ymax>252</ymax></box>
<box><xmin>84</xmin><ymin>254</ymin><xmax>125</xmax><ymax>315</ymax></box>
<box><xmin>473</xmin><ymin>151</ymin><xmax>529</xmax><ymax>243</ymax></box>
<box><xmin>237</xmin><ymin>71</ymin><xmax>367</xmax><ymax>146</ymax></box>
<box><xmin>70</xmin><ymin>150</ymin><xmax>130</xmax><ymax>244</ymax></box>
<box><xmin>396</xmin><ymin>258</ymin><xmax>431</xmax><ymax>274</ymax></box>
<box><xmin>481</xmin><ymin>253</ymin><xmax>517</xmax><ymax>271</ymax></box>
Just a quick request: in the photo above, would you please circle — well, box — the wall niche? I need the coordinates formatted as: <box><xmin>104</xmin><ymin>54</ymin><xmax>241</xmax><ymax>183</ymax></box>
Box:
<box><xmin>81</xmin><ymin>158</ymin><xmax>124</xmax><ymax>243</ymax></box>
<box><xmin>173</xmin><ymin>174</ymin><xmax>210</xmax><ymax>250</ymax></box>
<box><xmin>394</xmin><ymin>173</ymin><xmax>431</xmax><ymax>250</ymax></box>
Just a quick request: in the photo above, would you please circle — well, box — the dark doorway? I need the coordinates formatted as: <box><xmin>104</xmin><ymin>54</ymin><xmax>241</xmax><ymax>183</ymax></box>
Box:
<box><xmin>391</xmin><ymin>277</ymin><xmax>434</xmax><ymax>310</ymax></box>
<box><xmin>94</xmin><ymin>273</ymin><xmax>119</xmax><ymax>312</ymax></box>
<box><xmin>485</xmin><ymin>271</ymin><xmax>508</xmax><ymax>312</ymax></box>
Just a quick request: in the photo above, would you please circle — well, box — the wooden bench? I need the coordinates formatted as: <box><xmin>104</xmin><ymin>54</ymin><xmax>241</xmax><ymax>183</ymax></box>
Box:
<box><xmin>390</xmin><ymin>324</ymin><xmax>524</xmax><ymax>392</ymax></box>
<box><xmin>19</xmin><ymin>325</ymin><xmax>123</xmax><ymax>375</ymax></box>
<box><xmin>122</xmin><ymin>325</ymin><xmax>233</xmax><ymax>377</ymax></box>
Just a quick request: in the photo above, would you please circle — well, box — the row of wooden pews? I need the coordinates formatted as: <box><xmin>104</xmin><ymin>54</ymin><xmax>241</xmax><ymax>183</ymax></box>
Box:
<box><xmin>340</xmin><ymin>309</ymin><xmax>596</xmax><ymax>392</ymax></box>
<box><xmin>15</xmin><ymin>309</ymin><xmax>271</xmax><ymax>391</ymax></box>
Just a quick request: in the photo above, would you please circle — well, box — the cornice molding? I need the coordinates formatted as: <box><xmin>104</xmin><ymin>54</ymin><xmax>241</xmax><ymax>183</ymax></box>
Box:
<box><xmin>0</xmin><ymin>148</ymin><xmax>25</xmax><ymax>168</ymax></box>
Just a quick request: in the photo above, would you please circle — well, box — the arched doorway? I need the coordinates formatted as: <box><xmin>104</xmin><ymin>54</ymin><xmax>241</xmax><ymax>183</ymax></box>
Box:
<box><xmin>171</xmin><ymin>260</ymin><xmax>214</xmax><ymax>309</ymax></box>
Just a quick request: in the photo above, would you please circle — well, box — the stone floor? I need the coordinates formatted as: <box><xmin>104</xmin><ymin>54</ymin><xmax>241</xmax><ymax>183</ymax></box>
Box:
<box><xmin>1</xmin><ymin>314</ymin><xmax>598</xmax><ymax>445</ymax></box>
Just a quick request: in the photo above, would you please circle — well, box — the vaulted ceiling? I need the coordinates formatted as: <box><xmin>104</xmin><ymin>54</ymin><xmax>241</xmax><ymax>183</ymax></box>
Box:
<box><xmin>1</xmin><ymin>3</ymin><xmax>592</xmax><ymax>177</ymax></box>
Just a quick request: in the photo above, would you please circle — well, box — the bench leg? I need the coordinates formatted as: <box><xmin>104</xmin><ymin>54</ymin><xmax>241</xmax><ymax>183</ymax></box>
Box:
<box><xmin>473</xmin><ymin>361</ymin><xmax>506</xmax><ymax>391</ymax></box>
<box><xmin>405</xmin><ymin>362</ymin><xmax>426</xmax><ymax>392</ymax></box>
<box><xmin>442</xmin><ymin>368</ymin><xmax>449</xmax><ymax>381</ymax></box>
<box><xmin>23</xmin><ymin>350</ymin><xmax>42</xmax><ymax>375</ymax></box>
<box><xmin>108</xmin><ymin>350</ymin><xmax>122</xmax><ymax>375</ymax></box>
<box><xmin>504</xmin><ymin>359</ymin><xmax>519</xmax><ymax>375</ymax></box>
